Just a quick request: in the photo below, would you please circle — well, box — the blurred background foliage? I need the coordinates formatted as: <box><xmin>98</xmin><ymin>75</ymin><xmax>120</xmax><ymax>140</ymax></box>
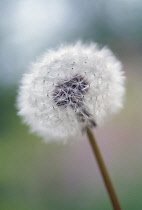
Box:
<box><xmin>0</xmin><ymin>0</ymin><xmax>142</xmax><ymax>209</ymax></box>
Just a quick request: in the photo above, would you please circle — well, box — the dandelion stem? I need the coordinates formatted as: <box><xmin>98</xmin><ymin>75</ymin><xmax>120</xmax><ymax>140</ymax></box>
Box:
<box><xmin>86</xmin><ymin>128</ymin><xmax>121</xmax><ymax>210</ymax></box>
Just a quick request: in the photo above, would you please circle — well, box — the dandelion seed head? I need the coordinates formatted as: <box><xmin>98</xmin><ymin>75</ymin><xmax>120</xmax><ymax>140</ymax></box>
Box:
<box><xmin>17</xmin><ymin>42</ymin><xmax>125</xmax><ymax>142</ymax></box>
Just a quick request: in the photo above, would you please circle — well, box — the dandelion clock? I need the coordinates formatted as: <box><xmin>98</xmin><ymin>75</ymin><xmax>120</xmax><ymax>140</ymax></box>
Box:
<box><xmin>17</xmin><ymin>42</ymin><xmax>125</xmax><ymax>210</ymax></box>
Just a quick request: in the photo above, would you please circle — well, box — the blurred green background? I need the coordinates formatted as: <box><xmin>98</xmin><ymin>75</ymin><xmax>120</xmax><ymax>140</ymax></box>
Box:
<box><xmin>0</xmin><ymin>0</ymin><xmax>142</xmax><ymax>209</ymax></box>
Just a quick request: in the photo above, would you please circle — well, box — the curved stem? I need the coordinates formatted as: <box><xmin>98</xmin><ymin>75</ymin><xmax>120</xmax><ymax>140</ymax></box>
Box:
<box><xmin>86</xmin><ymin>128</ymin><xmax>122</xmax><ymax>210</ymax></box>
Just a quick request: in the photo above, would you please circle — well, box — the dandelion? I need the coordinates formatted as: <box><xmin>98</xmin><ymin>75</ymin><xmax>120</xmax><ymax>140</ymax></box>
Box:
<box><xmin>17</xmin><ymin>42</ymin><xmax>125</xmax><ymax>142</ymax></box>
<box><xmin>17</xmin><ymin>42</ymin><xmax>125</xmax><ymax>210</ymax></box>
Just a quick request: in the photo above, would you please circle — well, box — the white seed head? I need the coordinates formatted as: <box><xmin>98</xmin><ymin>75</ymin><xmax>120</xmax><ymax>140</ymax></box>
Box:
<box><xmin>17</xmin><ymin>42</ymin><xmax>125</xmax><ymax>142</ymax></box>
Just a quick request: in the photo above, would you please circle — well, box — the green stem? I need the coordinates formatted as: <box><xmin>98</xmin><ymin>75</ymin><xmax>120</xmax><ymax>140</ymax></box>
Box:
<box><xmin>86</xmin><ymin>128</ymin><xmax>122</xmax><ymax>210</ymax></box>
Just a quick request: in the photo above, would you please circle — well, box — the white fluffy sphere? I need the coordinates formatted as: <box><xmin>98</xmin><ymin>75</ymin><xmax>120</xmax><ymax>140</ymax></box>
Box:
<box><xmin>17</xmin><ymin>42</ymin><xmax>125</xmax><ymax>142</ymax></box>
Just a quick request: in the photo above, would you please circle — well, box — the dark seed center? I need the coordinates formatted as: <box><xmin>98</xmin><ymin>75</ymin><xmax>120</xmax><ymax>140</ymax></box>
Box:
<box><xmin>52</xmin><ymin>74</ymin><xmax>96</xmax><ymax>127</ymax></box>
<box><xmin>53</xmin><ymin>75</ymin><xmax>89</xmax><ymax>108</ymax></box>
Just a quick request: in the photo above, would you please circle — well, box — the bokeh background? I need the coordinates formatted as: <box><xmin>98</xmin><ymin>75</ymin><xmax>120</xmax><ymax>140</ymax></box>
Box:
<box><xmin>0</xmin><ymin>0</ymin><xmax>142</xmax><ymax>209</ymax></box>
